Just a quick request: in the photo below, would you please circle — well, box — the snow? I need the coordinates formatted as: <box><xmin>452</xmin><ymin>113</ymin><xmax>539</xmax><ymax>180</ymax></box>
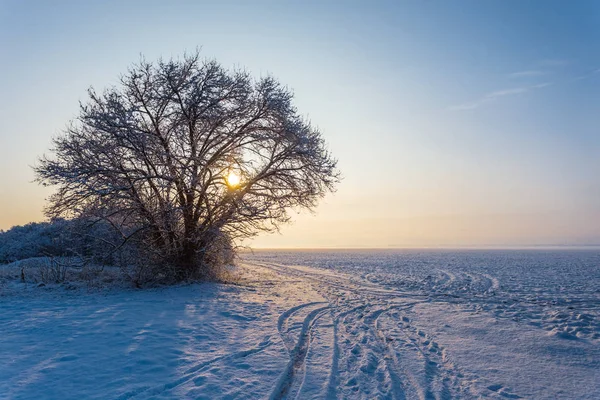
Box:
<box><xmin>1</xmin><ymin>249</ymin><xmax>599</xmax><ymax>399</ymax></box>
<box><xmin>0</xmin><ymin>278</ymin><xmax>302</xmax><ymax>399</ymax></box>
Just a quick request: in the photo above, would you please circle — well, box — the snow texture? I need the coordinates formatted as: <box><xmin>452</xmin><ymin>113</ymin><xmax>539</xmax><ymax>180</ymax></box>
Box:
<box><xmin>1</xmin><ymin>249</ymin><xmax>599</xmax><ymax>399</ymax></box>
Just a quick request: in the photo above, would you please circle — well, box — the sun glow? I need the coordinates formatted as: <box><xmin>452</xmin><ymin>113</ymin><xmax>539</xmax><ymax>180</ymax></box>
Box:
<box><xmin>226</xmin><ymin>171</ymin><xmax>241</xmax><ymax>187</ymax></box>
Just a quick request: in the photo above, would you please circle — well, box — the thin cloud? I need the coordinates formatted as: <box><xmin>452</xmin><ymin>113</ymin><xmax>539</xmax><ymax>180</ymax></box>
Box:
<box><xmin>509</xmin><ymin>58</ymin><xmax>570</xmax><ymax>78</ymax></box>
<box><xmin>449</xmin><ymin>82</ymin><xmax>552</xmax><ymax>111</ymax></box>
<box><xmin>486</xmin><ymin>87</ymin><xmax>529</xmax><ymax>98</ymax></box>
<box><xmin>573</xmin><ymin>68</ymin><xmax>600</xmax><ymax>81</ymax></box>
<box><xmin>509</xmin><ymin>70</ymin><xmax>546</xmax><ymax>78</ymax></box>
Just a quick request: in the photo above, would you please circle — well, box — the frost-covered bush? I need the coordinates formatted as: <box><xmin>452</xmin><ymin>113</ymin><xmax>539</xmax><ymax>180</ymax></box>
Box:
<box><xmin>0</xmin><ymin>221</ymin><xmax>62</xmax><ymax>263</ymax></box>
<box><xmin>0</xmin><ymin>218</ymin><xmax>238</xmax><ymax>287</ymax></box>
<box><xmin>0</xmin><ymin>218</ymin><xmax>120</xmax><ymax>265</ymax></box>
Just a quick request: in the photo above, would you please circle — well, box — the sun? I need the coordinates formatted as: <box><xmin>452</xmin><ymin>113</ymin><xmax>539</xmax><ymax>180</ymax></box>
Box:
<box><xmin>226</xmin><ymin>171</ymin><xmax>241</xmax><ymax>187</ymax></box>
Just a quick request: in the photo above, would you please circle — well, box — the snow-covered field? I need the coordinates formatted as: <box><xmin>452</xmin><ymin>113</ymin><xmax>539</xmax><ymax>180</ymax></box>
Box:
<box><xmin>1</xmin><ymin>249</ymin><xmax>599</xmax><ymax>399</ymax></box>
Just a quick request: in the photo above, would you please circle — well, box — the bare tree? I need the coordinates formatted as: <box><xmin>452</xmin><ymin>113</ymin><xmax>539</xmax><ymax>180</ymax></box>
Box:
<box><xmin>35</xmin><ymin>51</ymin><xmax>339</xmax><ymax>280</ymax></box>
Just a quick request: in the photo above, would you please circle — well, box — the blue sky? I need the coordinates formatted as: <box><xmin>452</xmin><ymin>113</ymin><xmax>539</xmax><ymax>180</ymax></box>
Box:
<box><xmin>1</xmin><ymin>1</ymin><xmax>598</xmax><ymax>246</ymax></box>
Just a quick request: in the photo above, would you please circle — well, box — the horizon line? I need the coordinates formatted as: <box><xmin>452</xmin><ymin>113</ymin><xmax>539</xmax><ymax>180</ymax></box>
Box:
<box><xmin>243</xmin><ymin>245</ymin><xmax>600</xmax><ymax>251</ymax></box>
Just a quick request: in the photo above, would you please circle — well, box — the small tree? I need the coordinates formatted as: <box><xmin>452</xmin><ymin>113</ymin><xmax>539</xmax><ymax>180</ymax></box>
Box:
<box><xmin>35</xmin><ymin>51</ymin><xmax>339</xmax><ymax>281</ymax></box>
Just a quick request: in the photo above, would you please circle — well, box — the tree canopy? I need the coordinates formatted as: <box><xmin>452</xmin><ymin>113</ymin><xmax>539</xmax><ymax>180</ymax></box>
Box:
<box><xmin>35</xmin><ymin>52</ymin><xmax>339</xmax><ymax>280</ymax></box>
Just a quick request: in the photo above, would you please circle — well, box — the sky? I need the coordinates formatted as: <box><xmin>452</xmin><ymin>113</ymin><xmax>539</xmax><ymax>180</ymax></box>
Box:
<box><xmin>0</xmin><ymin>0</ymin><xmax>599</xmax><ymax>247</ymax></box>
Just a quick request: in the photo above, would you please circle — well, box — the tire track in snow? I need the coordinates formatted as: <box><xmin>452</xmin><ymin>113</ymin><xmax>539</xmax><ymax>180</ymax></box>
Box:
<box><xmin>258</xmin><ymin>262</ymin><xmax>431</xmax><ymax>398</ymax></box>
<box><xmin>253</xmin><ymin>261</ymin><xmax>426</xmax><ymax>302</ymax></box>
<box><xmin>270</xmin><ymin>305</ymin><xmax>331</xmax><ymax>400</ymax></box>
<box><xmin>250</xmin><ymin>260</ymin><xmax>492</xmax><ymax>399</ymax></box>
<box><xmin>277</xmin><ymin>301</ymin><xmax>328</xmax><ymax>352</ymax></box>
